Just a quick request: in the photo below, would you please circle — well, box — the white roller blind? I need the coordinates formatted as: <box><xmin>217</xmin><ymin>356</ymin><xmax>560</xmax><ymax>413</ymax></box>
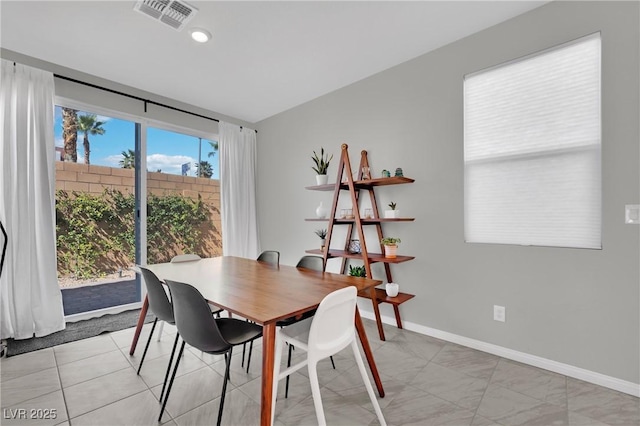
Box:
<box><xmin>464</xmin><ymin>33</ymin><xmax>601</xmax><ymax>249</ymax></box>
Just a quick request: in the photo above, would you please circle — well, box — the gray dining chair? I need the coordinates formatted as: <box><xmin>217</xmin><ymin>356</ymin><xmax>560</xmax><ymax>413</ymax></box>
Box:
<box><xmin>243</xmin><ymin>250</ymin><xmax>281</xmax><ymax>372</ymax></box>
<box><xmin>152</xmin><ymin>254</ymin><xmax>223</xmax><ymax>341</ymax></box>
<box><xmin>161</xmin><ymin>280</ymin><xmax>263</xmax><ymax>425</ymax></box>
<box><xmin>135</xmin><ymin>266</ymin><xmax>180</xmax><ymax>404</ymax></box>
<box><xmin>295</xmin><ymin>255</ymin><xmax>324</xmax><ymax>271</ymax></box>
<box><xmin>171</xmin><ymin>253</ymin><xmax>224</xmax><ymax>318</ymax></box>
<box><xmin>257</xmin><ymin>250</ymin><xmax>280</xmax><ymax>266</ymax></box>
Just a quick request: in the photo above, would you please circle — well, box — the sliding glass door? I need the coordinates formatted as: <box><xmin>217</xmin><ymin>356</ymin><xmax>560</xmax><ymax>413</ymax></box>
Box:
<box><xmin>145</xmin><ymin>127</ymin><xmax>221</xmax><ymax>264</ymax></box>
<box><xmin>54</xmin><ymin>104</ymin><xmax>140</xmax><ymax>318</ymax></box>
<box><xmin>54</xmin><ymin>102</ymin><xmax>222</xmax><ymax>319</ymax></box>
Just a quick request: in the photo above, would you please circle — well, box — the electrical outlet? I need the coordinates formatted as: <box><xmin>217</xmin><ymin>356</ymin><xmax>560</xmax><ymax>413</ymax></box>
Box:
<box><xmin>625</xmin><ymin>205</ymin><xmax>640</xmax><ymax>224</ymax></box>
<box><xmin>494</xmin><ymin>305</ymin><xmax>506</xmax><ymax>322</ymax></box>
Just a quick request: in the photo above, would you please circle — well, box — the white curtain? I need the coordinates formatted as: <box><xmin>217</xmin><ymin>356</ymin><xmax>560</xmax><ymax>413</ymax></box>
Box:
<box><xmin>0</xmin><ymin>60</ymin><xmax>65</xmax><ymax>339</ymax></box>
<box><xmin>219</xmin><ymin>121</ymin><xmax>260</xmax><ymax>259</ymax></box>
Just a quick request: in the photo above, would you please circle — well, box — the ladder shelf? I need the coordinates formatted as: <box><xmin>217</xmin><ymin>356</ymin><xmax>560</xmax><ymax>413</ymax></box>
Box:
<box><xmin>305</xmin><ymin>144</ymin><xmax>416</xmax><ymax>341</ymax></box>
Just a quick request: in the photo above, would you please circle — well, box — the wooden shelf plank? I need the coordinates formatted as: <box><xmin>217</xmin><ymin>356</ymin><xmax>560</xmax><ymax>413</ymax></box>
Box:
<box><xmin>358</xmin><ymin>288</ymin><xmax>415</xmax><ymax>306</ymax></box>
<box><xmin>354</xmin><ymin>176</ymin><xmax>415</xmax><ymax>187</ymax></box>
<box><xmin>304</xmin><ymin>183</ymin><xmax>337</xmax><ymax>191</ymax></box>
<box><xmin>305</xmin><ymin>249</ymin><xmax>415</xmax><ymax>264</ymax></box>
<box><xmin>305</xmin><ymin>176</ymin><xmax>415</xmax><ymax>192</ymax></box>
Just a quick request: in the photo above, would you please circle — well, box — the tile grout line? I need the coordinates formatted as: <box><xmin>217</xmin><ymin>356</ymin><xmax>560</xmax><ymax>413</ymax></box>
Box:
<box><xmin>468</xmin><ymin>350</ymin><xmax>502</xmax><ymax>425</ymax></box>
<box><xmin>52</xmin><ymin>347</ymin><xmax>72</xmax><ymax>425</ymax></box>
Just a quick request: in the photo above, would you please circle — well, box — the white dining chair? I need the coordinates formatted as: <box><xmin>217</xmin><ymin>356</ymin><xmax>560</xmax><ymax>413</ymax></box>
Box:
<box><xmin>271</xmin><ymin>286</ymin><xmax>386</xmax><ymax>426</ymax></box>
<box><xmin>170</xmin><ymin>253</ymin><xmax>202</xmax><ymax>263</ymax></box>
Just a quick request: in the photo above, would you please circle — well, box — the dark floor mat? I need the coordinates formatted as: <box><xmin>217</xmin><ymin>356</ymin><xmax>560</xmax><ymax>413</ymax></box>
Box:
<box><xmin>5</xmin><ymin>309</ymin><xmax>153</xmax><ymax>357</ymax></box>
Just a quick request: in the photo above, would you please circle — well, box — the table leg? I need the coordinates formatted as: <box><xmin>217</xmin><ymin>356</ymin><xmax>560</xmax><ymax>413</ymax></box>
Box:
<box><xmin>260</xmin><ymin>322</ymin><xmax>276</xmax><ymax>426</ymax></box>
<box><xmin>370</xmin><ymin>286</ymin><xmax>386</xmax><ymax>341</ymax></box>
<box><xmin>129</xmin><ymin>295</ymin><xmax>149</xmax><ymax>356</ymax></box>
<box><xmin>355</xmin><ymin>306</ymin><xmax>385</xmax><ymax>397</ymax></box>
<box><xmin>393</xmin><ymin>305</ymin><xmax>403</xmax><ymax>329</ymax></box>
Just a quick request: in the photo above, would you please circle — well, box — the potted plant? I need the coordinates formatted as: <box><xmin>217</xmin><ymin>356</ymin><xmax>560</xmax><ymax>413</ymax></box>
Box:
<box><xmin>384</xmin><ymin>201</ymin><xmax>400</xmax><ymax>218</ymax></box>
<box><xmin>315</xmin><ymin>228</ymin><xmax>327</xmax><ymax>250</ymax></box>
<box><xmin>348</xmin><ymin>265</ymin><xmax>367</xmax><ymax>277</ymax></box>
<box><xmin>380</xmin><ymin>237</ymin><xmax>401</xmax><ymax>258</ymax></box>
<box><xmin>312</xmin><ymin>147</ymin><xmax>333</xmax><ymax>185</ymax></box>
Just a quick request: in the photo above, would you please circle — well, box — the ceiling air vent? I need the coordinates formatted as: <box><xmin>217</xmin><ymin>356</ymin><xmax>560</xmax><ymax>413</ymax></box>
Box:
<box><xmin>134</xmin><ymin>0</ymin><xmax>198</xmax><ymax>31</ymax></box>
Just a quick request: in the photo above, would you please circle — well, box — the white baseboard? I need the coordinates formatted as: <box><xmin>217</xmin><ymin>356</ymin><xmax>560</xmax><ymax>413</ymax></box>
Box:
<box><xmin>360</xmin><ymin>311</ymin><xmax>640</xmax><ymax>398</ymax></box>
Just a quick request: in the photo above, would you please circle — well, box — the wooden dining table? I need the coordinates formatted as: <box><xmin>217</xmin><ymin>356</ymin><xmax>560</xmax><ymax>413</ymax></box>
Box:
<box><xmin>129</xmin><ymin>256</ymin><xmax>385</xmax><ymax>426</ymax></box>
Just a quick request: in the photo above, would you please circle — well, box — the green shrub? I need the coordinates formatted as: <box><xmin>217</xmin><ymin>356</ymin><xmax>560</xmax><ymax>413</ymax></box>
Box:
<box><xmin>56</xmin><ymin>188</ymin><xmax>215</xmax><ymax>279</ymax></box>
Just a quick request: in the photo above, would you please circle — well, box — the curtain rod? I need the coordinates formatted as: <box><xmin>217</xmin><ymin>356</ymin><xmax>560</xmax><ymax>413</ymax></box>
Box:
<box><xmin>53</xmin><ymin>73</ymin><xmax>257</xmax><ymax>133</ymax></box>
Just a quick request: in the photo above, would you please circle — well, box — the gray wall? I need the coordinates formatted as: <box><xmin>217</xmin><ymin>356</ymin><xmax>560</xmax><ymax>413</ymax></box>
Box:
<box><xmin>256</xmin><ymin>1</ymin><xmax>639</xmax><ymax>384</ymax></box>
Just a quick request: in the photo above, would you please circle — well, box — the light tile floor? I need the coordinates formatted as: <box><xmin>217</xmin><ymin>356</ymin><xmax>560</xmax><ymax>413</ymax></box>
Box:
<box><xmin>1</xmin><ymin>319</ymin><xmax>638</xmax><ymax>426</ymax></box>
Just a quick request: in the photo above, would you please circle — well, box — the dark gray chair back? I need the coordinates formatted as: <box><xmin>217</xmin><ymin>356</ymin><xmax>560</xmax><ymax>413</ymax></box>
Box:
<box><xmin>257</xmin><ymin>250</ymin><xmax>280</xmax><ymax>266</ymax></box>
<box><xmin>296</xmin><ymin>255</ymin><xmax>324</xmax><ymax>272</ymax></box>
<box><xmin>139</xmin><ymin>266</ymin><xmax>174</xmax><ymax>324</ymax></box>
<box><xmin>165</xmin><ymin>280</ymin><xmax>230</xmax><ymax>354</ymax></box>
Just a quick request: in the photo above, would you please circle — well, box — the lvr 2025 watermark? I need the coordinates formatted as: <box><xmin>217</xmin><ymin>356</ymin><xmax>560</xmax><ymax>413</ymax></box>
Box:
<box><xmin>3</xmin><ymin>408</ymin><xmax>57</xmax><ymax>420</ymax></box>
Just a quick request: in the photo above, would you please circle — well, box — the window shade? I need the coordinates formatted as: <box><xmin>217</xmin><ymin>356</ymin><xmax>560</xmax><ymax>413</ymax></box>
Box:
<box><xmin>464</xmin><ymin>33</ymin><xmax>601</xmax><ymax>249</ymax></box>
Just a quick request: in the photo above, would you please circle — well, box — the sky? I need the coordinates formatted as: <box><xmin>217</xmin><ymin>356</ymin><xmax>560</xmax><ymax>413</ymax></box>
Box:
<box><xmin>54</xmin><ymin>106</ymin><xmax>219</xmax><ymax>179</ymax></box>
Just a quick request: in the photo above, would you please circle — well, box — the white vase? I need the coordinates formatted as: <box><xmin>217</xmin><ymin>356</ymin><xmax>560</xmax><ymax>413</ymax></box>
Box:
<box><xmin>386</xmin><ymin>283</ymin><xmax>399</xmax><ymax>297</ymax></box>
<box><xmin>384</xmin><ymin>210</ymin><xmax>400</xmax><ymax>218</ymax></box>
<box><xmin>315</xmin><ymin>201</ymin><xmax>328</xmax><ymax>218</ymax></box>
<box><xmin>316</xmin><ymin>174</ymin><xmax>329</xmax><ymax>185</ymax></box>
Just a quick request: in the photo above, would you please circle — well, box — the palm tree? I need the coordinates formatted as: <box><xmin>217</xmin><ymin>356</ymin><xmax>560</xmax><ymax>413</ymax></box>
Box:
<box><xmin>62</xmin><ymin>108</ymin><xmax>78</xmax><ymax>162</ymax></box>
<box><xmin>119</xmin><ymin>149</ymin><xmax>135</xmax><ymax>169</ymax></box>
<box><xmin>77</xmin><ymin>114</ymin><xmax>106</xmax><ymax>165</ymax></box>
<box><xmin>207</xmin><ymin>140</ymin><xmax>218</xmax><ymax>158</ymax></box>
<box><xmin>196</xmin><ymin>161</ymin><xmax>213</xmax><ymax>178</ymax></box>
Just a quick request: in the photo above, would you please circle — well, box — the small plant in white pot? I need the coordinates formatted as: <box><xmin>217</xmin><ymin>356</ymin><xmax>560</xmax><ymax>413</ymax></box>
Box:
<box><xmin>312</xmin><ymin>147</ymin><xmax>333</xmax><ymax>185</ymax></box>
<box><xmin>384</xmin><ymin>202</ymin><xmax>400</xmax><ymax>218</ymax></box>
<box><xmin>315</xmin><ymin>228</ymin><xmax>328</xmax><ymax>250</ymax></box>
<box><xmin>381</xmin><ymin>237</ymin><xmax>401</xmax><ymax>258</ymax></box>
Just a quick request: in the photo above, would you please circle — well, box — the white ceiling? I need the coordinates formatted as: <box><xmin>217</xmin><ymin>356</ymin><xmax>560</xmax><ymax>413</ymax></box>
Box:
<box><xmin>1</xmin><ymin>1</ymin><xmax>546</xmax><ymax>123</ymax></box>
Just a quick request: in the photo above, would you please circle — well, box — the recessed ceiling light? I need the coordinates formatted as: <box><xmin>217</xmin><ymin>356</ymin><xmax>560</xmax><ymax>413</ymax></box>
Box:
<box><xmin>190</xmin><ymin>28</ymin><xmax>211</xmax><ymax>43</ymax></box>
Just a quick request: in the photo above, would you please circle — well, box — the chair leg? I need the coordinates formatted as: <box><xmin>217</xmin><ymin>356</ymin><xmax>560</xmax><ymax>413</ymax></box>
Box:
<box><xmin>246</xmin><ymin>340</ymin><xmax>254</xmax><ymax>373</ymax></box>
<box><xmin>241</xmin><ymin>318</ymin><xmax>251</xmax><ymax>368</ymax></box>
<box><xmin>351</xmin><ymin>340</ymin><xmax>386</xmax><ymax>425</ymax></box>
<box><xmin>159</xmin><ymin>340</ymin><xmax>186</xmax><ymax>423</ymax></box>
<box><xmin>308</xmin><ymin>360</ymin><xmax>327</xmax><ymax>426</ymax></box>
<box><xmin>159</xmin><ymin>332</ymin><xmax>180</xmax><ymax>403</ymax></box>
<box><xmin>241</xmin><ymin>342</ymin><xmax>246</xmax><ymax>367</ymax></box>
<box><xmin>137</xmin><ymin>317</ymin><xmax>157</xmax><ymax>375</ymax></box>
<box><xmin>217</xmin><ymin>347</ymin><xmax>233</xmax><ymax>426</ymax></box>
<box><xmin>157</xmin><ymin>320</ymin><xmax>165</xmax><ymax>341</ymax></box>
<box><xmin>284</xmin><ymin>343</ymin><xmax>293</xmax><ymax>398</ymax></box>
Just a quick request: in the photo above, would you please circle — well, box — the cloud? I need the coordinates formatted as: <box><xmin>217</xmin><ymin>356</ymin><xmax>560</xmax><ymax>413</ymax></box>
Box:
<box><xmin>147</xmin><ymin>153</ymin><xmax>196</xmax><ymax>174</ymax></box>
<box><xmin>96</xmin><ymin>153</ymin><xmax>197</xmax><ymax>174</ymax></box>
<box><xmin>103</xmin><ymin>154</ymin><xmax>123</xmax><ymax>167</ymax></box>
